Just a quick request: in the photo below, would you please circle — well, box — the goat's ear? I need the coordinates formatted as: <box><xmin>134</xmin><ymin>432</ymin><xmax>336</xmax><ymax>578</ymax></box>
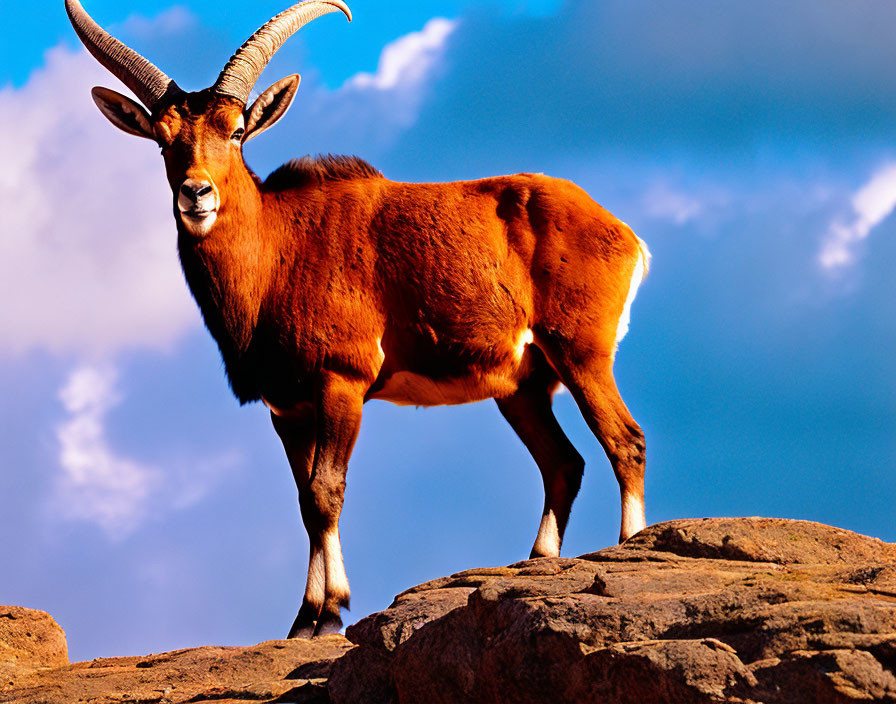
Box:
<box><xmin>243</xmin><ymin>74</ymin><xmax>300</xmax><ymax>142</ymax></box>
<box><xmin>91</xmin><ymin>87</ymin><xmax>154</xmax><ymax>140</ymax></box>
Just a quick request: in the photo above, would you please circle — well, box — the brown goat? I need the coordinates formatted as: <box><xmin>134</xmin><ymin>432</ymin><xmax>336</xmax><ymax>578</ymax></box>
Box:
<box><xmin>67</xmin><ymin>0</ymin><xmax>651</xmax><ymax>637</ymax></box>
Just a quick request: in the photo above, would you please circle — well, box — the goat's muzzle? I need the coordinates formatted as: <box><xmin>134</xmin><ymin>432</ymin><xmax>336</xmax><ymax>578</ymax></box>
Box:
<box><xmin>178</xmin><ymin>178</ymin><xmax>219</xmax><ymax>234</ymax></box>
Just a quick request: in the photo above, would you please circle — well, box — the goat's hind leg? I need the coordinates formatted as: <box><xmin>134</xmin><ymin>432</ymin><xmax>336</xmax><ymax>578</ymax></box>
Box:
<box><xmin>496</xmin><ymin>351</ymin><xmax>585</xmax><ymax>558</ymax></box>
<box><xmin>546</xmin><ymin>351</ymin><xmax>646</xmax><ymax>543</ymax></box>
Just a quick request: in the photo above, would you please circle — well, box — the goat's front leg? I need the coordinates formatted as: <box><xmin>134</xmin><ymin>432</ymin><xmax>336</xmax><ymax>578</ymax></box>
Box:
<box><xmin>285</xmin><ymin>372</ymin><xmax>364</xmax><ymax>637</ymax></box>
<box><xmin>271</xmin><ymin>402</ymin><xmax>325</xmax><ymax>639</ymax></box>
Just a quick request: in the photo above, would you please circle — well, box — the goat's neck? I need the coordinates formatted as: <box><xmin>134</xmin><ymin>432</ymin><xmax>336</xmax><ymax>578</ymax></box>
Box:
<box><xmin>177</xmin><ymin>169</ymin><xmax>284</xmax><ymax>358</ymax></box>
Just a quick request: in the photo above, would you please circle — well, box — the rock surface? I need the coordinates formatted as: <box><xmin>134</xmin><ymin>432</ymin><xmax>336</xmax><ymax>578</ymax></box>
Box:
<box><xmin>329</xmin><ymin>518</ymin><xmax>896</xmax><ymax>703</ymax></box>
<box><xmin>2</xmin><ymin>518</ymin><xmax>895</xmax><ymax>703</ymax></box>
<box><xmin>0</xmin><ymin>631</ymin><xmax>352</xmax><ymax>704</ymax></box>
<box><xmin>0</xmin><ymin>607</ymin><xmax>68</xmax><ymax>687</ymax></box>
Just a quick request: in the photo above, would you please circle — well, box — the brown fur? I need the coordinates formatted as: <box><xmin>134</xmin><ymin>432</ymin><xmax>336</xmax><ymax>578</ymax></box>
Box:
<box><xmin>264</xmin><ymin>155</ymin><xmax>383</xmax><ymax>191</ymax></box>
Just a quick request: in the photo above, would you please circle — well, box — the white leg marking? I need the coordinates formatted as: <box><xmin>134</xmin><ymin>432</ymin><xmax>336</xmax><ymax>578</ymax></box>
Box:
<box><xmin>514</xmin><ymin>328</ymin><xmax>535</xmax><ymax>361</ymax></box>
<box><xmin>620</xmin><ymin>492</ymin><xmax>646</xmax><ymax>542</ymax></box>
<box><xmin>304</xmin><ymin>546</ymin><xmax>325</xmax><ymax>607</ymax></box>
<box><xmin>532</xmin><ymin>510</ymin><xmax>561</xmax><ymax>557</ymax></box>
<box><xmin>323</xmin><ymin>528</ymin><xmax>350</xmax><ymax>604</ymax></box>
<box><xmin>615</xmin><ymin>249</ymin><xmax>646</xmax><ymax>350</ymax></box>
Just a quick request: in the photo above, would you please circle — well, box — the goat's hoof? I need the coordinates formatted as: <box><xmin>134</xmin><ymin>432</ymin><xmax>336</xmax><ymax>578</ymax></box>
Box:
<box><xmin>287</xmin><ymin>623</ymin><xmax>315</xmax><ymax>639</ymax></box>
<box><xmin>313</xmin><ymin>610</ymin><xmax>343</xmax><ymax>637</ymax></box>
<box><xmin>287</xmin><ymin>606</ymin><xmax>319</xmax><ymax>639</ymax></box>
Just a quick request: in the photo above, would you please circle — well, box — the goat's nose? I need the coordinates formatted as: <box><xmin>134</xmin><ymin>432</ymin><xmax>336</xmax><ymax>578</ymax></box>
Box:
<box><xmin>180</xmin><ymin>180</ymin><xmax>213</xmax><ymax>202</ymax></box>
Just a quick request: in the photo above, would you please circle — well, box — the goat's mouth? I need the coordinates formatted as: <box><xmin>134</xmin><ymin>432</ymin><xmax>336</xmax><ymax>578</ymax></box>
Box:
<box><xmin>178</xmin><ymin>207</ymin><xmax>218</xmax><ymax>234</ymax></box>
<box><xmin>180</xmin><ymin>207</ymin><xmax>216</xmax><ymax>220</ymax></box>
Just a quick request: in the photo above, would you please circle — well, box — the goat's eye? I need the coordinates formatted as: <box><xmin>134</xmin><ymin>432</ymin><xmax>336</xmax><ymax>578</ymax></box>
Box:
<box><xmin>231</xmin><ymin>127</ymin><xmax>245</xmax><ymax>141</ymax></box>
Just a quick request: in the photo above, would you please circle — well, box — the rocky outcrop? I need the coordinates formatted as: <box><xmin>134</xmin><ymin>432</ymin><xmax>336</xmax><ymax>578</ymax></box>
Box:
<box><xmin>329</xmin><ymin>518</ymin><xmax>896</xmax><ymax>704</ymax></box>
<box><xmin>0</xmin><ymin>607</ymin><xmax>68</xmax><ymax>688</ymax></box>
<box><xmin>0</xmin><ymin>630</ymin><xmax>352</xmax><ymax>704</ymax></box>
<box><xmin>2</xmin><ymin>518</ymin><xmax>895</xmax><ymax>703</ymax></box>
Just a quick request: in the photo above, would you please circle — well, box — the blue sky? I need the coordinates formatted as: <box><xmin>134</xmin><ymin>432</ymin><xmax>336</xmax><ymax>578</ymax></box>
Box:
<box><xmin>1</xmin><ymin>0</ymin><xmax>893</xmax><ymax>662</ymax></box>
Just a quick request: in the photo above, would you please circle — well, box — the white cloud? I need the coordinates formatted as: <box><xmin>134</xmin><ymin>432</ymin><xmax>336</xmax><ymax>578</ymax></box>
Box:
<box><xmin>348</xmin><ymin>18</ymin><xmax>457</xmax><ymax>92</ymax></box>
<box><xmin>168</xmin><ymin>451</ymin><xmax>242</xmax><ymax>512</ymax></box>
<box><xmin>642</xmin><ymin>182</ymin><xmax>705</xmax><ymax>225</ymax></box>
<box><xmin>54</xmin><ymin>364</ymin><xmax>160</xmax><ymax>537</ymax></box>
<box><xmin>0</xmin><ymin>46</ymin><xmax>198</xmax><ymax>358</ymax></box>
<box><xmin>269</xmin><ymin>16</ymin><xmax>460</xmax><ymax>164</ymax></box>
<box><xmin>52</xmin><ymin>363</ymin><xmax>241</xmax><ymax>539</ymax></box>
<box><xmin>116</xmin><ymin>6</ymin><xmax>196</xmax><ymax>38</ymax></box>
<box><xmin>819</xmin><ymin>162</ymin><xmax>896</xmax><ymax>271</ymax></box>
<box><xmin>637</xmin><ymin>179</ymin><xmax>733</xmax><ymax>237</ymax></box>
<box><xmin>344</xmin><ymin>18</ymin><xmax>458</xmax><ymax>127</ymax></box>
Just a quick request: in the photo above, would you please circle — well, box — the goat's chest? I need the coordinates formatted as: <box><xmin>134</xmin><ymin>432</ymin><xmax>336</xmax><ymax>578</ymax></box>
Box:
<box><xmin>242</xmin><ymin>315</ymin><xmax>382</xmax><ymax>408</ymax></box>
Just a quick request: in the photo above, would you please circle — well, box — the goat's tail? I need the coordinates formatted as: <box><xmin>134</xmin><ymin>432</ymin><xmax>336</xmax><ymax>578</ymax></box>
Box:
<box><xmin>636</xmin><ymin>235</ymin><xmax>651</xmax><ymax>279</ymax></box>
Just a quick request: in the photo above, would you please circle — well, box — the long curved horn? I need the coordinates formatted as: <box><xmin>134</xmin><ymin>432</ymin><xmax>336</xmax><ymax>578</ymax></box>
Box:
<box><xmin>65</xmin><ymin>0</ymin><xmax>182</xmax><ymax>111</ymax></box>
<box><xmin>214</xmin><ymin>0</ymin><xmax>352</xmax><ymax>105</ymax></box>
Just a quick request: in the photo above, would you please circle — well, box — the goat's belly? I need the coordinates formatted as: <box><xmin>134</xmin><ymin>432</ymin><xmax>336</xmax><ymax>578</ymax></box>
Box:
<box><xmin>369</xmin><ymin>327</ymin><xmax>538</xmax><ymax>407</ymax></box>
<box><xmin>370</xmin><ymin>370</ymin><xmax>520</xmax><ymax>407</ymax></box>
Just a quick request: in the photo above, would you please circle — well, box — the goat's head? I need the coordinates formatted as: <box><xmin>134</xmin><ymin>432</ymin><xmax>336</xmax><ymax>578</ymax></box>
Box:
<box><xmin>67</xmin><ymin>0</ymin><xmax>351</xmax><ymax>236</ymax></box>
